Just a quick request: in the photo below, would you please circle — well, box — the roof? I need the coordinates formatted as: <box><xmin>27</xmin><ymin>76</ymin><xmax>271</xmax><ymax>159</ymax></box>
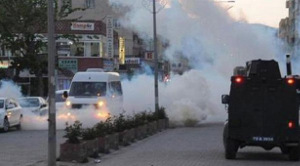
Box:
<box><xmin>72</xmin><ymin>71</ymin><xmax>120</xmax><ymax>82</ymax></box>
<box><xmin>56</xmin><ymin>89</ymin><xmax>69</xmax><ymax>94</ymax></box>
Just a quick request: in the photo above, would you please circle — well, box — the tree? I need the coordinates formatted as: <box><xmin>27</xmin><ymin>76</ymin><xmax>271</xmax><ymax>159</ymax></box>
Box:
<box><xmin>0</xmin><ymin>0</ymin><xmax>82</xmax><ymax>96</ymax></box>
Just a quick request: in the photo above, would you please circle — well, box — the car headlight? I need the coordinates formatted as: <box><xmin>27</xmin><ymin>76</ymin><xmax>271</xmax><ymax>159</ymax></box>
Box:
<box><xmin>97</xmin><ymin>100</ymin><xmax>105</xmax><ymax>107</ymax></box>
<box><xmin>66</xmin><ymin>100</ymin><xmax>71</xmax><ymax>107</ymax></box>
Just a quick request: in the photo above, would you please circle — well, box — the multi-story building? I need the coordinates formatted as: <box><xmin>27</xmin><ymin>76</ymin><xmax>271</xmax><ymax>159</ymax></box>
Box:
<box><xmin>279</xmin><ymin>0</ymin><xmax>299</xmax><ymax>53</ymax></box>
<box><xmin>0</xmin><ymin>0</ymin><xmax>169</xmax><ymax>93</ymax></box>
<box><xmin>62</xmin><ymin>0</ymin><xmax>167</xmax><ymax>74</ymax></box>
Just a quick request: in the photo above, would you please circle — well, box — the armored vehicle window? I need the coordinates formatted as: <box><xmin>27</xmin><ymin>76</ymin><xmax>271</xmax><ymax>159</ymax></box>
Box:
<box><xmin>247</xmin><ymin>60</ymin><xmax>281</xmax><ymax>79</ymax></box>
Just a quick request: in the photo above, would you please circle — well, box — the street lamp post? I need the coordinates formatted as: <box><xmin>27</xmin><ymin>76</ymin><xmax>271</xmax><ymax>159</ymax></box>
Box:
<box><xmin>152</xmin><ymin>0</ymin><xmax>159</xmax><ymax>113</ymax></box>
<box><xmin>47</xmin><ymin>0</ymin><xmax>56</xmax><ymax>165</ymax></box>
<box><xmin>143</xmin><ymin>0</ymin><xmax>167</xmax><ymax>113</ymax></box>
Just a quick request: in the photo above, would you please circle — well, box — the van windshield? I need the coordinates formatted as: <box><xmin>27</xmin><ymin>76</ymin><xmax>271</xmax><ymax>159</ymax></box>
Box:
<box><xmin>69</xmin><ymin>82</ymin><xmax>106</xmax><ymax>97</ymax></box>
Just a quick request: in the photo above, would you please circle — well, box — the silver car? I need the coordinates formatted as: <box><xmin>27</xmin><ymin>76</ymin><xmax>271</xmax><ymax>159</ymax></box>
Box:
<box><xmin>18</xmin><ymin>97</ymin><xmax>48</xmax><ymax>116</ymax></box>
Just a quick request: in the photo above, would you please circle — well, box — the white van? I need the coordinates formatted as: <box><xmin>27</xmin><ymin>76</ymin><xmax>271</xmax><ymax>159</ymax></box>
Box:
<box><xmin>63</xmin><ymin>69</ymin><xmax>123</xmax><ymax>116</ymax></box>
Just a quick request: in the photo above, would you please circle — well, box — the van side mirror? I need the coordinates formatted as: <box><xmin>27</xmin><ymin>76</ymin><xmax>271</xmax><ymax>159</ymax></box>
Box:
<box><xmin>222</xmin><ymin>94</ymin><xmax>230</xmax><ymax>104</ymax></box>
<box><xmin>40</xmin><ymin>104</ymin><xmax>47</xmax><ymax>108</ymax></box>
<box><xmin>63</xmin><ymin>91</ymin><xmax>68</xmax><ymax>99</ymax></box>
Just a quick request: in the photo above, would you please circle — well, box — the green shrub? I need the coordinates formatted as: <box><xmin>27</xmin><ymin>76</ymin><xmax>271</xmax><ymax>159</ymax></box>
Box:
<box><xmin>156</xmin><ymin>107</ymin><xmax>167</xmax><ymax>119</ymax></box>
<box><xmin>81</xmin><ymin>127</ymin><xmax>97</xmax><ymax>140</ymax></box>
<box><xmin>64</xmin><ymin>121</ymin><xmax>82</xmax><ymax>144</ymax></box>
<box><xmin>94</xmin><ymin>121</ymin><xmax>107</xmax><ymax>137</ymax></box>
<box><xmin>134</xmin><ymin>113</ymin><xmax>145</xmax><ymax>126</ymax></box>
<box><xmin>146</xmin><ymin>111</ymin><xmax>157</xmax><ymax>122</ymax></box>
<box><xmin>126</xmin><ymin>115</ymin><xmax>137</xmax><ymax>129</ymax></box>
<box><xmin>104</xmin><ymin>116</ymin><xmax>114</xmax><ymax>134</ymax></box>
<box><xmin>113</xmin><ymin>113</ymin><xmax>126</xmax><ymax>132</ymax></box>
<box><xmin>94</xmin><ymin>116</ymin><xmax>115</xmax><ymax>137</ymax></box>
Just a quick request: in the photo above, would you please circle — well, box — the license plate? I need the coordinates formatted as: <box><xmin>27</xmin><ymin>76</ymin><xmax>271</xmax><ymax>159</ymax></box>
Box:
<box><xmin>252</xmin><ymin>136</ymin><xmax>274</xmax><ymax>142</ymax></box>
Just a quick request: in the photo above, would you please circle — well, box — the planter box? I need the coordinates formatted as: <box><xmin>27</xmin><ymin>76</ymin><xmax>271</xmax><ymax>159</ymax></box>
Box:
<box><xmin>157</xmin><ymin>119</ymin><xmax>168</xmax><ymax>131</ymax></box>
<box><xmin>119</xmin><ymin>130</ymin><xmax>132</xmax><ymax>146</ymax></box>
<box><xmin>134</xmin><ymin>127</ymin><xmax>142</xmax><ymax>140</ymax></box>
<box><xmin>60</xmin><ymin>142</ymin><xmax>88</xmax><ymax>163</ymax></box>
<box><xmin>84</xmin><ymin>139</ymin><xmax>98</xmax><ymax>158</ymax></box>
<box><xmin>128</xmin><ymin>128</ymin><xmax>135</xmax><ymax>142</ymax></box>
<box><xmin>165</xmin><ymin>118</ymin><xmax>169</xmax><ymax>128</ymax></box>
<box><xmin>97</xmin><ymin>136</ymin><xmax>110</xmax><ymax>154</ymax></box>
<box><xmin>140</xmin><ymin>125</ymin><xmax>148</xmax><ymax>138</ymax></box>
<box><xmin>134</xmin><ymin>126</ymin><xmax>146</xmax><ymax>140</ymax></box>
<box><xmin>107</xmin><ymin>133</ymin><xmax>119</xmax><ymax>150</ymax></box>
<box><xmin>148</xmin><ymin>121</ymin><xmax>158</xmax><ymax>134</ymax></box>
<box><xmin>146</xmin><ymin>123</ymin><xmax>153</xmax><ymax>135</ymax></box>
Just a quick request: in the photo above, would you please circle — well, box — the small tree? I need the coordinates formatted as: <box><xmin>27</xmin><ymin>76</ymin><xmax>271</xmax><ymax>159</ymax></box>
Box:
<box><xmin>0</xmin><ymin>0</ymin><xmax>83</xmax><ymax>96</ymax></box>
<box><xmin>155</xmin><ymin>107</ymin><xmax>167</xmax><ymax>119</ymax></box>
<box><xmin>81</xmin><ymin>127</ymin><xmax>97</xmax><ymax>141</ymax></box>
<box><xmin>94</xmin><ymin>121</ymin><xmax>107</xmax><ymax>137</ymax></box>
<box><xmin>113</xmin><ymin>113</ymin><xmax>127</xmax><ymax>132</ymax></box>
<box><xmin>64</xmin><ymin>121</ymin><xmax>82</xmax><ymax>144</ymax></box>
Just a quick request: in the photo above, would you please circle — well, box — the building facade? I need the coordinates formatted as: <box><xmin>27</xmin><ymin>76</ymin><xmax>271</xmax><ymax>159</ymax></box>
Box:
<box><xmin>279</xmin><ymin>0</ymin><xmax>300</xmax><ymax>54</ymax></box>
<box><xmin>62</xmin><ymin>0</ymin><xmax>168</xmax><ymax>75</ymax></box>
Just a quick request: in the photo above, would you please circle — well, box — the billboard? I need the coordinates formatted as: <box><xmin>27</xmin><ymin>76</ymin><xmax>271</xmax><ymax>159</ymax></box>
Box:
<box><xmin>58</xmin><ymin>59</ymin><xmax>78</xmax><ymax>74</ymax></box>
<box><xmin>106</xmin><ymin>16</ymin><xmax>114</xmax><ymax>58</ymax></box>
<box><xmin>71</xmin><ymin>22</ymin><xmax>95</xmax><ymax>31</ymax></box>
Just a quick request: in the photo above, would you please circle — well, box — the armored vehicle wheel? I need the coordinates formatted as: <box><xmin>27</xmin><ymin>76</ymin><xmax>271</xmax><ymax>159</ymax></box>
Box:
<box><xmin>280</xmin><ymin>146</ymin><xmax>289</xmax><ymax>154</ymax></box>
<box><xmin>288</xmin><ymin>146</ymin><xmax>300</xmax><ymax>161</ymax></box>
<box><xmin>225</xmin><ymin>138</ymin><xmax>239</xmax><ymax>159</ymax></box>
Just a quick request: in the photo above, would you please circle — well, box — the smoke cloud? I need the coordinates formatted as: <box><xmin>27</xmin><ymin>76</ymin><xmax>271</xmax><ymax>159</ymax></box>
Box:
<box><xmin>111</xmin><ymin>0</ymin><xmax>286</xmax><ymax>124</ymax></box>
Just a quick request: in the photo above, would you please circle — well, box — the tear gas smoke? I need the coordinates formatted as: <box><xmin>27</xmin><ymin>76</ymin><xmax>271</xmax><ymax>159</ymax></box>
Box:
<box><xmin>110</xmin><ymin>0</ymin><xmax>287</xmax><ymax>125</ymax></box>
<box><xmin>0</xmin><ymin>0</ymin><xmax>289</xmax><ymax>129</ymax></box>
<box><xmin>0</xmin><ymin>81</ymin><xmax>111</xmax><ymax>130</ymax></box>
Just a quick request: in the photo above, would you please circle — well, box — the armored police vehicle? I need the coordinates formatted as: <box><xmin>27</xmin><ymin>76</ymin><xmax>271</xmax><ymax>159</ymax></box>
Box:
<box><xmin>222</xmin><ymin>57</ymin><xmax>300</xmax><ymax>161</ymax></box>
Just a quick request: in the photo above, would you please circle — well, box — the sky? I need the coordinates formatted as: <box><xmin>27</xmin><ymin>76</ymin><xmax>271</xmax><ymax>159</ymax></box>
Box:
<box><xmin>226</xmin><ymin>0</ymin><xmax>288</xmax><ymax>28</ymax></box>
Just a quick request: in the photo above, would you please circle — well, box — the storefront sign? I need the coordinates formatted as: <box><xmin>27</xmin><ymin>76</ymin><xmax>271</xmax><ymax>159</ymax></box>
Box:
<box><xmin>106</xmin><ymin>16</ymin><xmax>114</xmax><ymax>58</ymax></box>
<box><xmin>125</xmin><ymin>57</ymin><xmax>140</xmax><ymax>65</ymax></box>
<box><xmin>119</xmin><ymin>37</ymin><xmax>125</xmax><ymax>64</ymax></box>
<box><xmin>71</xmin><ymin>22</ymin><xmax>95</xmax><ymax>31</ymax></box>
<box><xmin>0</xmin><ymin>61</ymin><xmax>9</xmax><ymax>68</ymax></box>
<box><xmin>58</xmin><ymin>59</ymin><xmax>78</xmax><ymax>74</ymax></box>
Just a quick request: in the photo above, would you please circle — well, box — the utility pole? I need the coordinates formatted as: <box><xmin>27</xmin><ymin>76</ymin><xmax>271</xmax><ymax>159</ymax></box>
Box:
<box><xmin>47</xmin><ymin>0</ymin><xmax>56</xmax><ymax>165</ymax></box>
<box><xmin>152</xmin><ymin>0</ymin><xmax>159</xmax><ymax>113</ymax></box>
<box><xmin>143</xmin><ymin>0</ymin><xmax>167</xmax><ymax>113</ymax></box>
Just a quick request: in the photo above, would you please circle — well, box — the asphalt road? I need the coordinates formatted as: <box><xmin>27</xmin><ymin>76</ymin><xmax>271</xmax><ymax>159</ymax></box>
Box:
<box><xmin>0</xmin><ymin>123</ymin><xmax>299</xmax><ymax>166</ymax></box>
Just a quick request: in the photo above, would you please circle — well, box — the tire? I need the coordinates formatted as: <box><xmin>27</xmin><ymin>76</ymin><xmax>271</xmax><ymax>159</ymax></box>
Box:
<box><xmin>288</xmin><ymin>146</ymin><xmax>300</xmax><ymax>161</ymax></box>
<box><xmin>225</xmin><ymin>138</ymin><xmax>239</xmax><ymax>159</ymax></box>
<box><xmin>2</xmin><ymin>118</ymin><xmax>9</xmax><ymax>132</ymax></box>
<box><xmin>223</xmin><ymin>123</ymin><xmax>228</xmax><ymax>149</ymax></box>
<box><xmin>280</xmin><ymin>146</ymin><xmax>289</xmax><ymax>154</ymax></box>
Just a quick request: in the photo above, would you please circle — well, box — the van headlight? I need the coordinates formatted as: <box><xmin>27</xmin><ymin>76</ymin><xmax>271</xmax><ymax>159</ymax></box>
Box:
<box><xmin>97</xmin><ymin>100</ymin><xmax>105</xmax><ymax>107</ymax></box>
<box><xmin>66</xmin><ymin>100</ymin><xmax>72</xmax><ymax>107</ymax></box>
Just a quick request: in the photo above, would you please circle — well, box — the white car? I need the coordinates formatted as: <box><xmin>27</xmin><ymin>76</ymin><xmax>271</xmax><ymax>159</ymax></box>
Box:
<box><xmin>18</xmin><ymin>97</ymin><xmax>48</xmax><ymax>116</ymax></box>
<box><xmin>0</xmin><ymin>98</ymin><xmax>22</xmax><ymax>132</ymax></box>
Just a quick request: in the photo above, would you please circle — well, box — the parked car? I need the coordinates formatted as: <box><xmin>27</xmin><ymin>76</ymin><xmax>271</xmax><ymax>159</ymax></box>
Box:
<box><xmin>0</xmin><ymin>97</ymin><xmax>22</xmax><ymax>132</ymax></box>
<box><xmin>18</xmin><ymin>97</ymin><xmax>48</xmax><ymax>116</ymax></box>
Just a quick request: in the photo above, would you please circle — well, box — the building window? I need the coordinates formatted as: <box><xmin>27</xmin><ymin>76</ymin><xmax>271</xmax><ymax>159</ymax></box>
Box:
<box><xmin>70</xmin><ymin>42</ymin><xmax>84</xmax><ymax>57</ymax></box>
<box><xmin>85</xmin><ymin>0</ymin><xmax>95</xmax><ymax>9</ymax></box>
<box><xmin>113</xmin><ymin>19</ymin><xmax>121</xmax><ymax>29</ymax></box>
<box><xmin>90</xmin><ymin>42</ymin><xmax>100</xmax><ymax>57</ymax></box>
